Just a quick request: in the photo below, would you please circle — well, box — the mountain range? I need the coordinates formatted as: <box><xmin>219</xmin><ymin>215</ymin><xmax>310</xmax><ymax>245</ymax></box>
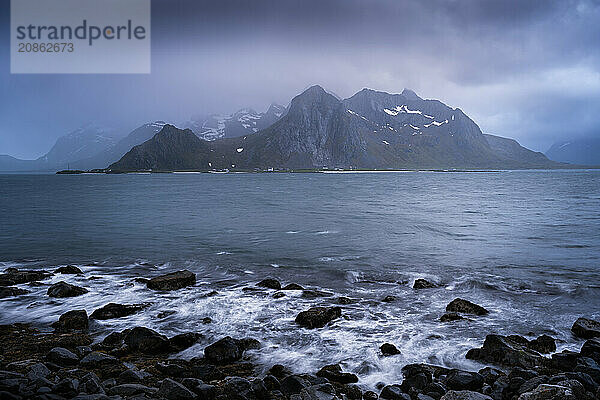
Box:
<box><xmin>110</xmin><ymin>86</ymin><xmax>567</xmax><ymax>171</ymax></box>
<box><xmin>1</xmin><ymin>85</ymin><xmax>575</xmax><ymax>172</ymax></box>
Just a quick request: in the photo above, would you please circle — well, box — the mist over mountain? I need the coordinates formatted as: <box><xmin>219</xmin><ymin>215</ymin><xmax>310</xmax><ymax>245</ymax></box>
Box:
<box><xmin>546</xmin><ymin>138</ymin><xmax>600</xmax><ymax>166</ymax></box>
<box><xmin>110</xmin><ymin>86</ymin><xmax>566</xmax><ymax>171</ymax></box>
<box><xmin>182</xmin><ymin>104</ymin><xmax>286</xmax><ymax>141</ymax></box>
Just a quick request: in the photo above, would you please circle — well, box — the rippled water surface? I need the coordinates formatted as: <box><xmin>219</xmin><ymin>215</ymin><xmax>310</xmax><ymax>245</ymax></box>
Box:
<box><xmin>1</xmin><ymin>171</ymin><xmax>599</xmax><ymax>387</ymax></box>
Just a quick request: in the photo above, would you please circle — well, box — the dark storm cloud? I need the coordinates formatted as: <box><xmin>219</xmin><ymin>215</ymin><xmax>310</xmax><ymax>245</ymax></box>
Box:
<box><xmin>1</xmin><ymin>0</ymin><xmax>599</xmax><ymax>158</ymax></box>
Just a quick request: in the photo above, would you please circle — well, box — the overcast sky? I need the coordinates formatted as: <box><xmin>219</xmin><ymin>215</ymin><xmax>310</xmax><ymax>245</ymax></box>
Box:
<box><xmin>1</xmin><ymin>0</ymin><xmax>599</xmax><ymax>158</ymax></box>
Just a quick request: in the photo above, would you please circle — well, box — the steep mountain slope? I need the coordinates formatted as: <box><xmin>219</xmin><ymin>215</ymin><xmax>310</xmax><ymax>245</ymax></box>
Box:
<box><xmin>546</xmin><ymin>138</ymin><xmax>600</xmax><ymax>166</ymax></box>
<box><xmin>109</xmin><ymin>125</ymin><xmax>212</xmax><ymax>171</ymax></box>
<box><xmin>70</xmin><ymin>122</ymin><xmax>167</xmax><ymax>170</ymax></box>
<box><xmin>183</xmin><ymin>104</ymin><xmax>286</xmax><ymax>140</ymax></box>
<box><xmin>484</xmin><ymin>134</ymin><xmax>563</xmax><ymax>168</ymax></box>
<box><xmin>108</xmin><ymin>86</ymin><xmax>574</xmax><ymax>171</ymax></box>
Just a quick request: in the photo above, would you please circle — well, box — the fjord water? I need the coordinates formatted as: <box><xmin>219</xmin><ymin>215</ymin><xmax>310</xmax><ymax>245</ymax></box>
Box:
<box><xmin>1</xmin><ymin>171</ymin><xmax>599</xmax><ymax>387</ymax></box>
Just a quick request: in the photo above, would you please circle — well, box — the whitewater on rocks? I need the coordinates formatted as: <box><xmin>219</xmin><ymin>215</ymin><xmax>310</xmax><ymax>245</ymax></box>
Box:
<box><xmin>1</xmin><ymin>264</ymin><xmax>600</xmax><ymax>399</ymax></box>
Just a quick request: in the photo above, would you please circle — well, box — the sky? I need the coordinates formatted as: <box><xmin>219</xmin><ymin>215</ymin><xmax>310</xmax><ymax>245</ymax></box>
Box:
<box><xmin>1</xmin><ymin>0</ymin><xmax>599</xmax><ymax>159</ymax></box>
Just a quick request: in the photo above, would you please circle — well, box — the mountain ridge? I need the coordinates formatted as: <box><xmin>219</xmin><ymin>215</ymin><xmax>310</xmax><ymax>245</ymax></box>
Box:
<box><xmin>110</xmin><ymin>86</ymin><xmax>569</xmax><ymax>171</ymax></box>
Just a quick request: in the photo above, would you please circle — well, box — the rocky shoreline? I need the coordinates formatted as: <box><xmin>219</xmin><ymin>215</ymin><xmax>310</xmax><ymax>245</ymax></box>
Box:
<box><xmin>1</xmin><ymin>268</ymin><xmax>599</xmax><ymax>399</ymax></box>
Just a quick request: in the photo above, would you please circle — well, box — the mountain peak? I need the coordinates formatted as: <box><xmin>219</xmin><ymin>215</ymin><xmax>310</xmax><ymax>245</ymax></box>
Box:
<box><xmin>401</xmin><ymin>88</ymin><xmax>421</xmax><ymax>100</ymax></box>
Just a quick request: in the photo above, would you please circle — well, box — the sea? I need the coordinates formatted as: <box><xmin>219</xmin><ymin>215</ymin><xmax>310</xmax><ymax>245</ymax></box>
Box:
<box><xmin>1</xmin><ymin>170</ymin><xmax>599</xmax><ymax>388</ymax></box>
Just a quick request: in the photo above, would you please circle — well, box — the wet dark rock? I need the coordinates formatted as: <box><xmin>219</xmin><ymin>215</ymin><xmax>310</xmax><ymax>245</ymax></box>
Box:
<box><xmin>118</xmin><ymin>368</ymin><xmax>150</xmax><ymax>383</ymax></box>
<box><xmin>257</xmin><ymin>278</ymin><xmax>281</xmax><ymax>289</ymax></box>
<box><xmin>52</xmin><ymin>310</ymin><xmax>88</xmax><ymax>331</ymax></box>
<box><xmin>169</xmin><ymin>332</ymin><xmax>202</xmax><ymax>352</ymax></box>
<box><xmin>269</xmin><ymin>364</ymin><xmax>293</xmax><ymax>379</ymax></box>
<box><xmin>134</xmin><ymin>277</ymin><xmax>150</xmax><ymax>284</ymax></box>
<box><xmin>0</xmin><ymin>287</ymin><xmax>29</xmax><ymax>298</ymax></box>
<box><xmin>551</xmin><ymin>351</ymin><xmax>580</xmax><ymax>371</ymax></box>
<box><xmin>413</xmin><ymin>279</ymin><xmax>438</xmax><ymax>289</ymax></box>
<box><xmin>336</xmin><ymin>296</ymin><xmax>355</xmax><ymax>305</ymax></box>
<box><xmin>156</xmin><ymin>377</ymin><xmax>196</xmax><ymax>399</ymax></box>
<box><xmin>55</xmin><ymin>265</ymin><xmax>83</xmax><ymax>274</ymax></box>
<box><xmin>222</xmin><ymin>376</ymin><xmax>253</xmax><ymax>398</ymax></box>
<box><xmin>581</xmin><ymin>338</ymin><xmax>600</xmax><ymax>363</ymax></box>
<box><xmin>240</xmin><ymin>337</ymin><xmax>261</xmax><ymax>351</ymax></box>
<box><xmin>382</xmin><ymin>295</ymin><xmax>397</xmax><ymax>302</ymax></box>
<box><xmin>273</xmin><ymin>291</ymin><xmax>286</xmax><ymax>299</ymax></box>
<box><xmin>202</xmin><ymin>317</ymin><xmax>212</xmax><ymax>324</ymax></box>
<box><xmin>107</xmin><ymin>383</ymin><xmax>157</xmax><ymax>396</ymax></box>
<box><xmin>282</xmin><ymin>283</ymin><xmax>304</xmax><ymax>290</ymax></box>
<box><xmin>280</xmin><ymin>374</ymin><xmax>312</xmax><ymax>396</ymax></box>
<box><xmin>440</xmin><ymin>391</ymin><xmax>493</xmax><ymax>400</ymax></box>
<box><xmin>146</xmin><ymin>270</ymin><xmax>196</xmax><ymax>291</ymax></box>
<box><xmin>466</xmin><ymin>334</ymin><xmax>547</xmax><ymax>369</ymax></box>
<box><xmin>123</xmin><ymin>327</ymin><xmax>170</xmax><ymax>354</ymax></box>
<box><xmin>446</xmin><ymin>298</ymin><xmax>489</xmax><ymax>316</ymax></box>
<box><xmin>478</xmin><ymin>367</ymin><xmax>506</xmax><ymax>385</ymax></box>
<box><xmin>79</xmin><ymin>351</ymin><xmax>119</xmax><ymax>367</ymax></box>
<box><xmin>52</xmin><ymin>377</ymin><xmax>79</xmax><ymax>396</ymax></box>
<box><xmin>295</xmin><ymin>306</ymin><xmax>342</xmax><ymax>329</ymax></box>
<box><xmin>528</xmin><ymin>335</ymin><xmax>556</xmax><ymax>354</ymax></box>
<box><xmin>517</xmin><ymin>383</ymin><xmax>576</xmax><ymax>400</ymax></box>
<box><xmin>157</xmin><ymin>310</ymin><xmax>177</xmax><ymax>319</ymax></box>
<box><xmin>204</xmin><ymin>336</ymin><xmax>244</xmax><ymax>364</ymax></box>
<box><xmin>80</xmin><ymin>372</ymin><xmax>103</xmax><ymax>394</ymax></box>
<box><xmin>26</xmin><ymin>363</ymin><xmax>50</xmax><ymax>381</ymax></box>
<box><xmin>47</xmin><ymin>281</ymin><xmax>89</xmax><ymax>298</ymax></box>
<box><xmin>46</xmin><ymin>347</ymin><xmax>79</xmax><ymax>366</ymax></box>
<box><xmin>440</xmin><ymin>313</ymin><xmax>467</xmax><ymax>322</ymax></box>
<box><xmin>380</xmin><ymin>343</ymin><xmax>401</xmax><ymax>356</ymax></box>
<box><xmin>363</xmin><ymin>390</ymin><xmax>378</xmax><ymax>400</ymax></box>
<box><xmin>0</xmin><ymin>269</ymin><xmax>51</xmax><ymax>286</ymax></box>
<box><xmin>302</xmin><ymin>289</ymin><xmax>334</xmax><ymax>298</ymax></box>
<box><xmin>445</xmin><ymin>369</ymin><xmax>484</xmax><ymax>391</ymax></box>
<box><xmin>572</xmin><ymin>317</ymin><xmax>600</xmax><ymax>339</ymax></box>
<box><xmin>380</xmin><ymin>384</ymin><xmax>410</xmax><ymax>399</ymax></box>
<box><xmin>316</xmin><ymin>364</ymin><xmax>359</xmax><ymax>384</ymax></box>
<box><xmin>101</xmin><ymin>331</ymin><xmax>127</xmax><ymax>348</ymax></box>
<box><xmin>89</xmin><ymin>303</ymin><xmax>148</xmax><ymax>320</ymax></box>
<box><xmin>263</xmin><ymin>374</ymin><xmax>280</xmax><ymax>391</ymax></box>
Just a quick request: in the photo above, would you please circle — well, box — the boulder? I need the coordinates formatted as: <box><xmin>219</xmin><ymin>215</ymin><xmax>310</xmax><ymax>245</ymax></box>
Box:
<box><xmin>204</xmin><ymin>336</ymin><xmax>243</xmax><ymax>364</ymax></box>
<box><xmin>146</xmin><ymin>270</ymin><xmax>196</xmax><ymax>291</ymax></box>
<box><xmin>52</xmin><ymin>310</ymin><xmax>89</xmax><ymax>331</ymax></box>
<box><xmin>79</xmin><ymin>372</ymin><xmax>103</xmax><ymax>394</ymax></box>
<box><xmin>123</xmin><ymin>327</ymin><xmax>170</xmax><ymax>354</ymax></box>
<box><xmin>46</xmin><ymin>347</ymin><xmax>79</xmax><ymax>366</ymax></box>
<box><xmin>445</xmin><ymin>369</ymin><xmax>484</xmax><ymax>391</ymax></box>
<box><xmin>413</xmin><ymin>279</ymin><xmax>438</xmax><ymax>289</ymax></box>
<box><xmin>580</xmin><ymin>338</ymin><xmax>600</xmax><ymax>363</ymax></box>
<box><xmin>517</xmin><ymin>384</ymin><xmax>576</xmax><ymax>400</ymax></box>
<box><xmin>316</xmin><ymin>364</ymin><xmax>358</xmax><ymax>384</ymax></box>
<box><xmin>441</xmin><ymin>391</ymin><xmax>493</xmax><ymax>400</ymax></box>
<box><xmin>80</xmin><ymin>351</ymin><xmax>119</xmax><ymax>367</ymax></box>
<box><xmin>382</xmin><ymin>295</ymin><xmax>397</xmax><ymax>302</ymax></box>
<box><xmin>381</xmin><ymin>343</ymin><xmax>401</xmax><ymax>356</ymax></box>
<box><xmin>90</xmin><ymin>303</ymin><xmax>148</xmax><ymax>320</ymax></box>
<box><xmin>302</xmin><ymin>289</ymin><xmax>334</xmax><ymax>298</ymax></box>
<box><xmin>282</xmin><ymin>283</ymin><xmax>304</xmax><ymax>290</ymax></box>
<box><xmin>55</xmin><ymin>265</ymin><xmax>83</xmax><ymax>274</ymax></box>
<box><xmin>169</xmin><ymin>332</ymin><xmax>202</xmax><ymax>351</ymax></box>
<box><xmin>441</xmin><ymin>312</ymin><xmax>467</xmax><ymax>322</ymax></box>
<box><xmin>257</xmin><ymin>278</ymin><xmax>281</xmax><ymax>289</ymax></box>
<box><xmin>157</xmin><ymin>378</ymin><xmax>196</xmax><ymax>399</ymax></box>
<box><xmin>0</xmin><ymin>269</ymin><xmax>51</xmax><ymax>286</ymax></box>
<box><xmin>446</xmin><ymin>298</ymin><xmax>489</xmax><ymax>316</ymax></box>
<box><xmin>380</xmin><ymin>384</ymin><xmax>410</xmax><ymax>399</ymax></box>
<box><xmin>528</xmin><ymin>335</ymin><xmax>556</xmax><ymax>354</ymax></box>
<box><xmin>0</xmin><ymin>287</ymin><xmax>29</xmax><ymax>298</ymax></box>
<box><xmin>466</xmin><ymin>335</ymin><xmax>548</xmax><ymax>369</ymax></box>
<box><xmin>572</xmin><ymin>317</ymin><xmax>600</xmax><ymax>339</ymax></box>
<box><xmin>47</xmin><ymin>281</ymin><xmax>88</xmax><ymax>298</ymax></box>
<box><xmin>295</xmin><ymin>306</ymin><xmax>342</xmax><ymax>328</ymax></box>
